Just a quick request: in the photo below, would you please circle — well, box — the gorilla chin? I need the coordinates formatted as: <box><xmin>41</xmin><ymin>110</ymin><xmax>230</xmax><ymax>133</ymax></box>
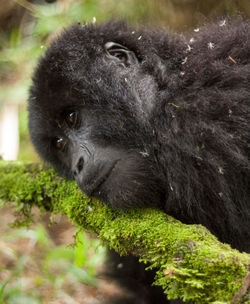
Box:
<box><xmin>86</xmin><ymin>154</ymin><xmax>166</xmax><ymax>209</ymax></box>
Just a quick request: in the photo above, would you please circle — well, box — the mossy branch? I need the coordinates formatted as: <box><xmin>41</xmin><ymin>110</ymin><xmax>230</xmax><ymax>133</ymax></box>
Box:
<box><xmin>0</xmin><ymin>160</ymin><xmax>249</xmax><ymax>303</ymax></box>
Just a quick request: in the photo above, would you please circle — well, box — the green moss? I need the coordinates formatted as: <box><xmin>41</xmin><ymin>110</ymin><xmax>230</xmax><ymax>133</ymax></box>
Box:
<box><xmin>0</xmin><ymin>160</ymin><xmax>249</xmax><ymax>303</ymax></box>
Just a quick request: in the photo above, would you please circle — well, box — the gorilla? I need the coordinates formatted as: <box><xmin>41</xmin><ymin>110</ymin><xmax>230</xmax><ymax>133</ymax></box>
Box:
<box><xmin>28</xmin><ymin>18</ymin><xmax>250</xmax><ymax>303</ymax></box>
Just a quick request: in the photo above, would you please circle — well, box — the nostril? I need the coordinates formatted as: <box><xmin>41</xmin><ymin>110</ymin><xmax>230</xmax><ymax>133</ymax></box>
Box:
<box><xmin>77</xmin><ymin>156</ymin><xmax>84</xmax><ymax>173</ymax></box>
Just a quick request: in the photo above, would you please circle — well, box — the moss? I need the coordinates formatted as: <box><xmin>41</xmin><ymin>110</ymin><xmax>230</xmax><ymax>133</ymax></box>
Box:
<box><xmin>0</xmin><ymin>160</ymin><xmax>249</xmax><ymax>303</ymax></box>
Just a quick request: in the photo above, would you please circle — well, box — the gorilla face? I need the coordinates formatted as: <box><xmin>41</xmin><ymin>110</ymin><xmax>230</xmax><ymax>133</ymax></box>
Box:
<box><xmin>28</xmin><ymin>24</ymin><xmax>166</xmax><ymax>209</ymax></box>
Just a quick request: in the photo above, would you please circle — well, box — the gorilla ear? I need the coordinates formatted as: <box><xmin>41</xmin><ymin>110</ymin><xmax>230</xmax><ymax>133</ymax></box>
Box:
<box><xmin>105</xmin><ymin>42</ymin><xmax>138</xmax><ymax>66</ymax></box>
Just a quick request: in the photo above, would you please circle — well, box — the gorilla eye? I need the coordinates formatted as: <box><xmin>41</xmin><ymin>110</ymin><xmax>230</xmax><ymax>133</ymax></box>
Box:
<box><xmin>53</xmin><ymin>137</ymin><xmax>66</xmax><ymax>151</ymax></box>
<box><xmin>65</xmin><ymin>111</ymin><xmax>78</xmax><ymax>128</ymax></box>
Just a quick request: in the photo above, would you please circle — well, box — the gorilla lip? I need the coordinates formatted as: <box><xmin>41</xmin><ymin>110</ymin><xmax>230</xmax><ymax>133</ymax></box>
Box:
<box><xmin>86</xmin><ymin>159</ymin><xmax>120</xmax><ymax>197</ymax></box>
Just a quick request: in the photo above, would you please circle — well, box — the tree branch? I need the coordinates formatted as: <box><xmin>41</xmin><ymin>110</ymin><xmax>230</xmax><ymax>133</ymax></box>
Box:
<box><xmin>0</xmin><ymin>160</ymin><xmax>249</xmax><ymax>303</ymax></box>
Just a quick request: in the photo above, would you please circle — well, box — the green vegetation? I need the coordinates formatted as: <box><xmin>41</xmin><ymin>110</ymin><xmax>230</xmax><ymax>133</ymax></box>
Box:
<box><xmin>0</xmin><ymin>161</ymin><xmax>249</xmax><ymax>303</ymax></box>
<box><xmin>0</xmin><ymin>222</ymin><xmax>104</xmax><ymax>304</ymax></box>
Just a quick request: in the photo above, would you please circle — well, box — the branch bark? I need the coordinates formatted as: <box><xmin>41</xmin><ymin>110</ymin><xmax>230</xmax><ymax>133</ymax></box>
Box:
<box><xmin>0</xmin><ymin>161</ymin><xmax>249</xmax><ymax>303</ymax></box>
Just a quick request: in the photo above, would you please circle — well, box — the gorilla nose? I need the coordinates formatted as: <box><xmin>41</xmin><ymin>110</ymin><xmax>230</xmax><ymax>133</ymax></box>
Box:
<box><xmin>73</xmin><ymin>156</ymin><xmax>84</xmax><ymax>177</ymax></box>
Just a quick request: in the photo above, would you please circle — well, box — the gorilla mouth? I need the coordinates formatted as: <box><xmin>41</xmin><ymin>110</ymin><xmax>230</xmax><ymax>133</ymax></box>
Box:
<box><xmin>87</xmin><ymin>159</ymin><xmax>120</xmax><ymax>197</ymax></box>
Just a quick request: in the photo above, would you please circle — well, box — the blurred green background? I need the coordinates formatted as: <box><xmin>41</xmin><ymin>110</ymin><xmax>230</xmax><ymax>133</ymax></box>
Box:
<box><xmin>0</xmin><ymin>1</ymin><xmax>249</xmax><ymax>303</ymax></box>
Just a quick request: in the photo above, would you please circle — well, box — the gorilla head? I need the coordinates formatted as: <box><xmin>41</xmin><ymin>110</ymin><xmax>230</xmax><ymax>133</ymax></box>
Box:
<box><xmin>29</xmin><ymin>20</ymin><xmax>250</xmax><ymax>252</ymax></box>
<box><xmin>28</xmin><ymin>22</ymin><xmax>172</xmax><ymax>209</ymax></box>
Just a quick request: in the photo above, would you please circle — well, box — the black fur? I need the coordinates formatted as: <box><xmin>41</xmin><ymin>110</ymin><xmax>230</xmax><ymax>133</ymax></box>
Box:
<box><xmin>28</xmin><ymin>19</ymin><xmax>250</xmax><ymax>303</ymax></box>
